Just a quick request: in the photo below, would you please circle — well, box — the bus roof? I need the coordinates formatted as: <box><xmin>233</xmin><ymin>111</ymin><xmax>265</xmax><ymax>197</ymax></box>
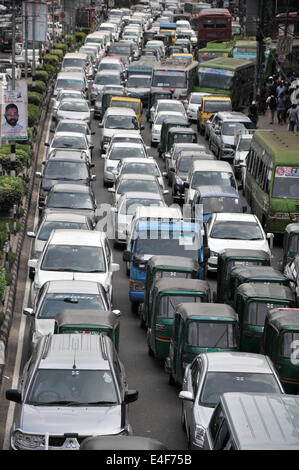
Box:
<box><xmin>198</xmin><ymin>57</ymin><xmax>254</xmax><ymax>70</ymax></box>
<box><xmin>253</xmin><ymin>130</ymin><xmax>299</xmax><ymax>164</ymax></box>
<box><xmin>198</xmin><ymin>8</ymin><xmax>231</xmax><ymax>18</ymax></box>
<box><xmin>234</xmin><ymin>40</ymin><xmax>258</xmax><ymax>47</ymax></box>
<box><xmin>153</xmin><ymin>60</ymin><xmax>198</xmax><ymax>71</ymax></box>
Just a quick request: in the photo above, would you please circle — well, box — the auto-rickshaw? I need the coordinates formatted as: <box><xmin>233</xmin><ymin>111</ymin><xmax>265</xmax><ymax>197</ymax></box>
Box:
<box><xmin>158</xmin><ymin>116</ymin><xmax>189</xmax><ymax>157</ymax></box>
<box><xmin>228</xmin><ymin>266</ymin><xmax>290</xmax><ymax>307</ymax></box>
<box><xmin>110</xmin><ymin>96</ymin><xmax>142</xmax><ymax>124</ymax></box>
<box><xmin>282</xmin><ymin>223</ymin><xmax>299</xmax><ymax>270</ymax></box>
<box><xmin>147</xmin><ymin>278</ymin><xmax>211</xmax><ymax>360</ymax></box>
<box><xmin>147</xmin><ymin>90</ymin><xmax>173</xmax><ymax>122</ymax></box>
<box><xmin>54</xmin><ymin>309</ymin><xmax>121</xmax><ymax>351</ymax></box>
<box><xmin>235</xmin><ymin>283</ymin><xmax>295</xmax><ymax>354</ymax></box>
<box><xmin>262</xmin><ymin>307</ymin><xmax>299</xmax><ymax>394</ymax></box>
<box><xmin>215</xmin><ymin>249</ymin><xmax>271</xmax><ymax>304</ymax></box>
<box><xmin>165</xmin><ymin>302</ymin><xmax>239</xmax><ymax>385</ymax></box>
<box><xmin>162</xmin><ymin>126</ymin><xmax>198</xmax><ymax>160</ymax></box>
<box><xmin>139</xmin><ymin>255</ymin><xmax>200</xmax><ymax>329</ymax></box>
<box><xmin>284</xmin><ymin>254</ymin><xmax>299</xmax><ymax>305</ymax></box>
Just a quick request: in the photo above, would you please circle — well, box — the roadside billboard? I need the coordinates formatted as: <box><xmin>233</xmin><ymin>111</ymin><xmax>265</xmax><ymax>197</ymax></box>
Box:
<box><xmin>1</xmin><ymin>81</ymin><xmax>28</xmax><ymax>141</ymax></box>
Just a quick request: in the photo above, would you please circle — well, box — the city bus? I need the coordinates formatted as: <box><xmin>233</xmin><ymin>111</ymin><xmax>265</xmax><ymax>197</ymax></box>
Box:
<box><xmin>197</xmin><ymin>40</ymin><xmax>235</xmax><ymax>62</ymax></box>
<box><xmin>244</xmin><ymin>130</ymin><xmax>299</xmax><ymax>235</ymax></box>
<box><xmin>195</xmin><ymin>57</ymin><xmax>254</xmax><ymax>109</ymax></box>
<box><xmin>150</xmin><ymin>59</ymin><xmax>198</xmax><ymax>100</ymax></box>
<box><xmin>197</xmin><ymin>8</ymin><xmax>232</xmax><ymax>47</ymax></box>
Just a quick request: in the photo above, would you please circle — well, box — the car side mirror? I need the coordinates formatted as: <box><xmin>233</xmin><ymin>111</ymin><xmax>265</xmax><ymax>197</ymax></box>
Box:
<box><xmin>89</xmin><ymin>145</ymin><xmax>94</xmax><ymax>150</ymax></box>
<box><xmin>35</xmin><ymin>172</ymin><xmax>42</xmax><ymax>178</ymax></box>
<box><xmin>44</xmin><ymin>142</ymin><xmax>49</xmax><ymax>147</ymax></box>
<box><xmin>28</xmin><ymin>259</ymin><xmax>38</xmax><ymax>270</ymax></box>
<box><xmin>23</xmin><ymin>307</ymin><xmax>34</xmax><ymax>317</ymax></box>
<box><xmin>98</xmin><ymin>123</ymin><xmax>103</xmax><ymax>128</ymax></box>
<box><xmin>108</xmin><ymin>187</ymin><xmax>115</xmax><ymax>193</ymax></box>
<box><xmin>238</xmin><ymin>183</ymin><xmax>243</xmax><ymax>190</ymax></box>
<box><xmin>91</xmin><ymin>131</ymin><xmax>95</xmax><ymax>135</ymax></box>
<box><xmin>124</xmin><ymin>389</ymin><xmax>138</xmax><ymax>404</ymax></box>
<box><xmin>123</xmin><ymin>250</ymin><xmax>131</xmax><ymax>262</ymax></box>
<box><xmin>204</xmin><ymin>246</ymin><xmax>210</xmax><ymax>260</ymax></box>
<box><xmin>112</xmin><ymin>309</ymin><xmax>121</xmax><ymax>316</ymax></box>
<box><xmin>111</xmin><ymin>263</ymin><xmax>120</xmax><ymax>272</ymax></box>
<box><xmin>91</xmin><ymin>175</ymin><xmax>96</xmax><ymax>181</ymax></box>
<box><xmin>6</xmin><ymin>389</ymin><xmax>22</xmax><ymax>404</ymax></box>
<box><xmin>140</xmin><ymin>125</ymin><xmax>145</xmax><ymax>130</ymax></box>
<box><xmin>163</xmin><ymin>189</ymin><xmax>169</xmax><ymax>195</ymax></box>
<box><xmin>27</xmin><ymin>231</ymin><xmax>36</xmax><ymax>238</ymax></box>
<box><xmin>178</xmin><ymin>391</ymin><xmax>194</xmax><ymax>402</ymax></box>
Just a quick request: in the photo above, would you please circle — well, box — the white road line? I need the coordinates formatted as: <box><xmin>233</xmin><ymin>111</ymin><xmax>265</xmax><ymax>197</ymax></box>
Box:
<box><xmin>3</xmin><ymin>111</ymin><xmax>52</xmax><ymax>449</ymax></box>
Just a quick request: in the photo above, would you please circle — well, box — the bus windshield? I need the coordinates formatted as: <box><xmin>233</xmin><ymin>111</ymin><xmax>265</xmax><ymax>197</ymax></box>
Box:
<box><xmin>152</xmin><ymin>71</ymin><xmax>187</xmax><ymax>88</ymax></box>
<box><xmin>272</xmin><ymin>166</ymin><xmax>299</xmax><ymax>199</ymax></box>
<box><xmin>198</xmin><ymin>67</ymin><xmax>233</xmax><ymax>90</ymax></box>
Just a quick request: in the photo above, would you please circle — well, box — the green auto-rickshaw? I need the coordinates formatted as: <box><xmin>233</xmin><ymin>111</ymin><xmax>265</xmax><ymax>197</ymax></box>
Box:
<box><xmin>54</xmin><ymin>309</ymin><xmax>121</xmax><ymax>351</ymax></box>
<box><xmin>165</xmin><ymin>302</ymin><xmax>239</xmax><ymax>386</ymax></box>
<box><xmin>147</xmin><ymin>278</ymin><xmax>211</xmax><ymax>360</ymax></box>
<box><xmin>162</xmin><ymin>126</ymin><xmax>198</xmax><ymax>160</ymax></box>
<box><xmin>228</xmin><ymin>266</ymin><xmax>290</xmax><ymax>307</ymax></box>
<box><xmin>282</xmin><ymin>223</ymin><xmax>299</xmax><ymax>270</ymax></box>
<box><xmin>262</xmin><ymin>307</ymin><xmax>299</xmax><ymax>394</ymax></box>
<box><xmin>147</xmin><ymin>89</ymin><xmax>173</xmax><ymax>121</ymax></box>
<box><xmin>100</xmin><ymin>89</ymin><xmax>126</xmax><ymax>121</ymax></box>
<box><xmin>158</xmin><ymin>117</ymin><xmax>189</xmax><ymax>157</ymax></box>
<box><xmin>215</xmin><ymin>249</ymin><xmax>271</xmax><ymax>303</ymax></box>
<box><xmin>235</xmin><ymin>283</ymin><xmax>295</xmax><ymax>354</ymax></box>
<box><xmin>139</xmin><ymin>255</ymin><xmax>200</xmax><ymax>329</ymax></box>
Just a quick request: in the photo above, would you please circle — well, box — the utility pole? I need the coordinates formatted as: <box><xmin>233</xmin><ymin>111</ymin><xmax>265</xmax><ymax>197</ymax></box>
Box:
<box><xmin>255</xmin><ymin>0</ymin><xmax>266</xmax><ymax>101</ymax></box>
<box><xmin>32</xmin><ymin>0</ymin><xmax>36</xmax><ymax>89</ymax></box>
<box><xmin>52</xmin><ymin>0</ymin><xmax>55</xmax><ymax>49</ymax></box>
<box><xmin>10</xmin><ymin>0</ymin><xmax>16</xmax><ymax>178</ymax></box>
<box><xmin>24</xmin><ymin>0</ymin><xmax>29</xmax><ymax>80</ymax></box>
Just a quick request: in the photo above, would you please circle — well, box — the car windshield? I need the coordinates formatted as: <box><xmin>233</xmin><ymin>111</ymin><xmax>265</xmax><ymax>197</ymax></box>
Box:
<box><xmin>246</xmin><ymin>301</ymin><xmax>288</xmax><ymax>327</ymax></box>
<box><xmin>121</xmin><ymin>162</ymin><xmax>159</xmax><ymax>176</ymax></box>
<box><xmin>127</xmin><ymin>76</ymin><xmax>151</xmax><ymax>88</ymax></box>
<box><xmin>222</xmin><ymin>121</ymin><xmax>254</xmax><ymax>135</ymax></box>
<box><xmin>27</xmin><ymin>369</ymin><xmax>118</xmax><ymax>405</ymax></box>
<box><xmin>59</xmin><ymin>101</ymin><xmax>89</xmax><ymax>112</ymax></box>
<box><xmin>58</xmin><ymin>93</ymin><xmax>82</xmax><ymax>102</ymax></box>
<box><xmin>157</xmin><ymin>103</ymin><xmax>184</xmax><ymax>114</ymax></box>
<box><xmin>202</xmin><ymin>196</ymin><xmax>241</xmax><ymax>215</ymax></box>
<box><xmin>47</xmin><ymin>192</ymin><xmax>94</xmax><ymax>210</ymax></box>
<box><xmin>187</xmin><ymin>322</ymin><xmax>237</xmax><ymax>348</ymax></box>
<box><xmin>118</xmin><ymin>178</ymin><xmax>159</xmax><ymax>194</ymax></box>
<box><xmin>56</xmin><ymin>79</ymin><xmax>83</xmax><ymax>91</ymax></box>
<box><xmin>159</xmin><ymin>294</ymin><xmax>201</xmax><ymax>319</ymax></box>
<box><xmin>152</xmin><ymin>72</ymin><xmax>187</xmax><ymax>88</ymax></box>
<box><xmin>178</xmin><ymin>156</ymin><xmax>207</xmax><ymax>172</ymax></box>
<box><xmin>95</xmin><ymin>74</ymin><xmax>120</xmax><ymax>85</ymax></box>
<box><xmin>51</xmin><ymin>136</ymin><xmax>87</xmax><ymax>149</ymax></box>
<box><xmin>105</xmin><ymin>115</ymin><xmax>139</xmax><ymax>129</ymax></box>
<box><xmin>99</xmin><ymin>63</ymin><xmax>121</xmax><ymax>72</ymax></box>
<box><xmin>44</xmin><ymin>162</ymin><xmax>89</xmax><ymax>180</ymax></box>
<box><xmin>238</xmin><ymin>138</ymin><xmax>252</xmax><ymax>151</ymax></box>
<box><xmin>289</xmin><ymin>234</ymin><xmax>299</xmax><ymax>253</ymax></box>
<box><xmin>155</xmin><ymin>113</ymin><xmax>179</xmax><ymax>125</ymax></box>
<box><xmin>210</xmin><ymin>220</ymin><xmax>264</xmax><ymax>240</ymax></box>
<box><xmin>120</xmin><ymin>199</ymin><xmax>164</xmax><ymax>215</ymax></box>
<box><xmin>191</xmin><ymin>171</ymin><xmax>236</xmax><ymax>189</ymax></box>
<box><xmin>110</xmin><ymin>46</ymin><xmax>131</xmax><ymax>55</ymax></box>
<box><xmin>190</xmin><ymin>95</ymin><xmax>203</xmax><ymax>104</ymax></box>
<box><xmin>63</xmin><ymin>58</ymin><xmax>86</xmax><ymax>68</ymax></box>
<box><xmin>272</xmin><ymin>167</ymin><xmax>299</xmax><ymax>199</ymax></box>
<box><xmin>38</xmin><ymin>221</ymin><xmax>89</xmax><ymax>241</ymax></box>
<box><xmin>204</xmin><ymin>101</ymin><xmax>231</xmax><ymax>113</ymax></box>
<box><xmin>37</xmin><ymin>293</ymin><xmax>106</xmax><ymax>319</ymax></box>
<box><xmin>172</xmin><ymin>133</ymin><xmax>196</xmax><ymax>144</ymax></box>
<box><xmin>56</xmin><ymin>123</ymin><xmax>89</xmax><ymax>135</ymax></box>
<box><xmin>199</xmin><ymin>372</ymin><xmax>281</xmax><ymax>407</ymax></box>
<box><xmin>41</xmin><ymin>245</ymin><xmax>105</xmax><ymax>272</ymax></box>
<box><xmin>134</xmin><ymin>231</ymin><xmax>200</xmax><ymax>258</ymax></box>
<box><xmin>109</xmin><ymin>146</ymin><xmax>145</xmax><ymax>160</ymax></box>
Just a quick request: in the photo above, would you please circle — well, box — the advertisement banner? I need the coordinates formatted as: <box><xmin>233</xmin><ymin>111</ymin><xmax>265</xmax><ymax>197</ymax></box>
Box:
<box><xmin>2</xmin><ymin>81</ymin><xmax>28</xmax><ymax>141</ymax></box>
<box><xmin>23</xmin><ymin>1</ymin><xmax>48</xmax><ymax>42</ymax></box>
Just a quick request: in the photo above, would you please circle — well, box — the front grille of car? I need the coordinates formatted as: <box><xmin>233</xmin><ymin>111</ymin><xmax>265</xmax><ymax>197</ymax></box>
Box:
<box><xmin>48</xmin><ymin>436</ymin><xmax>87</xmax><ymax>447</ymax></box>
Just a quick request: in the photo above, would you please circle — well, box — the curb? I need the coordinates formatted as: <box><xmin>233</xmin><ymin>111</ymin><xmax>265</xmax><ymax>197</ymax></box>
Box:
<box><xmin>0</xmin><ymin>78</ymin><xmax>55</xmax><ymax>383</ymax></box>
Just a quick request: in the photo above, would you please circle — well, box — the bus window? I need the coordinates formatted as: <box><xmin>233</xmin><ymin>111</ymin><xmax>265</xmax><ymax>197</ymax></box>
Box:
<box><xmin>272</xmin><ymin>167</ymin><xmax>299</xmax><ymax>199</ymax></box>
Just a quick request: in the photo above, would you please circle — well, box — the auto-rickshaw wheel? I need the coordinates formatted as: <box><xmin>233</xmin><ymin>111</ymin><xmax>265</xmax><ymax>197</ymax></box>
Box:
<box><xmin>148</xmin><ymin>344</ymin><xmax>154</xmax><ymax>357</ymax></box>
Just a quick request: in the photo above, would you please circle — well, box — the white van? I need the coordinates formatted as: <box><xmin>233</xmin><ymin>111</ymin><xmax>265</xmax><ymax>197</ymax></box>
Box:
<box><xmin>53</xmin><ymin>71</ymin><xmax>88</xmax><ymax>97</ymax></box>
<box><xmin>99</xmin><ymin>107</ymin><xmax>143</xmax><ymax>152</ymax></box>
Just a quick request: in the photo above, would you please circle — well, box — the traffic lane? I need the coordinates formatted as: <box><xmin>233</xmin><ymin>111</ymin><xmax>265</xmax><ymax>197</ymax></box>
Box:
<box><xmin>90</xmin><ymin>114</ymin><xmax>187</xmax><ymax>449</ymax></box>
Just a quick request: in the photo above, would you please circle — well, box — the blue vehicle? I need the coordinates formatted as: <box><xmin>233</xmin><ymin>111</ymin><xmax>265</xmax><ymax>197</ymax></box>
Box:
<box><xmin>190</xmin><ymin>185</ymin><xmax>246</xmax><ymax>222</ymax></box>
<box><xmin>123</xmin><ymin>217</ymin><xmax>209</xmax><ymax>313</ymax></box>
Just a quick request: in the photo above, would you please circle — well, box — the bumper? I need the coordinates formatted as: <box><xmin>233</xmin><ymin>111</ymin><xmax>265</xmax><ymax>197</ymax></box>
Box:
<box><xmin>207</xmin><ymin>255</ymin><xmax>218</xmax><ymax>271</ymax></box>
<box><xmin>151</xmin><ymin>134</ymin><xmax>160</xmax><ymax>143</ymax></box>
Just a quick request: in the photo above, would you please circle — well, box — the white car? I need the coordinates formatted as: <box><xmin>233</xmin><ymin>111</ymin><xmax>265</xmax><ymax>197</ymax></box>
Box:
<box><xmin>150</xmin><ymin>99</ymin><xmax>187</xmax><ymax>124</ymax></box>
<box><xmin>151</xmin><ymin>111</ymin><xmax>186</xmax><ymax>145</ymax></box>
<box><xmin>115</xmin><ymin>157</ymin><xmax>164</xmax><ymax>189</ymax></box>
<box><xmin>233</xmin><ymin>133</ymin><xmax>253</xmax><ymax>180</ymax></box>
<box><xmin>102</xmin><ymin>142</ymin><xmax>148</xmax><ymax>186</ymax></box>
<box><xmin>45</xmin><ymin>131</ymin><xmax>93</xmax><ymax>161</ymax></box>
<box><xmin>108</xmin><ymin>173</ymin><xmax>168</xmax><ymax>205</ymax></box>
<box><xmin>207</xmin><ymin>213</ymin><xmax>272</xmax><ymax>271</ymax></box>
<box><xmin>55</xmin><ymin>98</ymin><xmax>93</xmax><ymax>125</ymax></box>
<box><xmin>179</xmin><ymin>352</ymin><xmax>284</xmax><ymax>450</ymax></box>
<box><xmin>51</xmin><ymin>90</ymin><xmax>86</xmax><ymax>120</ymax></box>
<box><xmin>99</xmin><ymin>107</ymin><xmax>142</xmax><ymax>152</ymax></box>
<box><xmin>185</xmin><ymin>92</ymin><xmax>211</xmax><ymax>122</ymax></box>
<box><xmin>28</xmin><ymin>229</ymin><xmax>119</xmax><ymax>303</ymax></box>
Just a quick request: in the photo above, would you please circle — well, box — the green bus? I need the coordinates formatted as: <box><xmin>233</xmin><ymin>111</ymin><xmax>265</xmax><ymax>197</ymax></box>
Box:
<box><xmin>194</xmin><ymin>57</ymin><xmax>254</xmax><ymax>109</ymax></box>
<box><xmin>197</xmin><ymin>40</ymin><xmax>235</xmax><ymax>63</ymax></box>
<box><xmin>244</xmin><ymin>130</ymin><xmax>299</xmax><ymax>235</ymax></box>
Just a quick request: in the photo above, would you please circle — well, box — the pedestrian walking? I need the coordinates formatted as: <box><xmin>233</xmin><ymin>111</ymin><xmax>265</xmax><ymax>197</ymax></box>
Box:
<box><xmin>248</xmin><ymin>101</ymin><xmax>258</xmax><ymax>128</ymax></box>
<box><xmin>287</xmin><ymin>104</ymin><xmax>298</xmax><ymax>132</ymax></box>
<box><xmin>276</xmin><ymin>93</ymin><xmax>286</xmax><ymax>124</ymax></box>
<box><xmin>266</xmin><ymin>94</ymin><xmax>277</xmax><ymax>124</ymax></box>
<box><xmin>283</xmin><ymin>91</ymin><xmax>292</xmax><ymax>123</ymax></box>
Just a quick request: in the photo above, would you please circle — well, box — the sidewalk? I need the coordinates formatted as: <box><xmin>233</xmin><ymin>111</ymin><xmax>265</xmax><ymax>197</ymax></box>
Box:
<box><xmin>255</xmin><ymin>109</ymin><xmax>290</xmax><ymax>132</ymax></box>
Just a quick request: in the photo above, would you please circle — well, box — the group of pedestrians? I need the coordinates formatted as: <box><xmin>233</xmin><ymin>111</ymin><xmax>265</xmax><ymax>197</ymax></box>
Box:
<box><xmin>259</xmin><ymin>74</ymin><xmax>299</xmax><ymax>131</ymax></box>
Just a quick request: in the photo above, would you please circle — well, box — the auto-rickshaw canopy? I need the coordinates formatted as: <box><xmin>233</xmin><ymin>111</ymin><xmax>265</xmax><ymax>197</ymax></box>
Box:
<box><xmin>147</xmin><ymin>255</ymin><xmax>199</xmax><ymax>273</ymax></box>
<box><xmin>153</xmin><ymin>278</ymin><xmax>210</xmax><ymax>296</ymax></box>
<box><xmin>174</xmin><ymin>302</ymin><xmax>238</xmax><ymax>322</ymax></box>
<box><xmin>231</xmin><ymin>266</ymin><xmax>289</xmax><ymax>285</ymax></box>
<box><xmin>235</xmin><ymin>283</ymin><xmax>295</xmax><ymax>304</ymax></box>
<box><xmin>266</xmin><ymin>308</ymin><xmax>299</xmax><ymax>332</ymax></box>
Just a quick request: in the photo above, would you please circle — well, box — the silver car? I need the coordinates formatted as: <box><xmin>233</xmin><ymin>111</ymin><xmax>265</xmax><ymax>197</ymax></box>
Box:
<box><xmin>45</xmin><ymin>132</ymin><xmax>94</xmax><ymax>161</ymax></box>
<box><xmin>179</xmin><ymin>352</ymin><xmax>284</xmax><ymax>450</ymax></box>
<box><xmin>52</xmin><ymin>119</ymin><xmax>95</xmax><ymax>147</ymax></box>
<box><xmin>6</xmin><ymin>333</ymin><xmax>138</xmax><ymax>450</ymax></box>
<box><xmin>55</xmin><ymin>98</ymin><xmax>93</xmax><ymax>125</ymax></box>
<box><xmin>102</xmin><ymin>142</ymin><xmax>148</xmax><ymax>186</ymax></box>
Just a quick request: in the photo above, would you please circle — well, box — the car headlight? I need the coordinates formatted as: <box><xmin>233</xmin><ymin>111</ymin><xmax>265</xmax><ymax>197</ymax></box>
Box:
<box><xmin>106</xmin><ymin>166</ymin><xmax>114</xmax><ymax>172</ymax></box>
<box><xmin>194</xmin><ymin>425</ymin><xmax>206</xmax><ymax>447</ymax></box>
<box><xmin>104</xmin><ymin>136</ymin><xmax>111</xmax><ymax>143</ymax></box>
<box><xmin>13</xmin><ymin>430</ymin><xmax>45</xmax><ymax>449</ymax></box>
<box><xmin>210</xmin><ymin>250</ymin><xmax>218</xmax><ymax>257</ymax></box>
<box><xmin>221</xmin><ymin>143</ymin><xmax>233</xmax><ymax>149</ymax></box>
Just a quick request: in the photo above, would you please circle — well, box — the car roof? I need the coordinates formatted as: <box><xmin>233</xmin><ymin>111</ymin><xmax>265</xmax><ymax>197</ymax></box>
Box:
<box><xmin>110</xmin><ymin>142</ymin><xmax>143</xmax><ymax>148</ymax></box>
<box><xmin>39</xmin><ymin>334</ymin><xmax>110</xmax><ymax>370</ymax></box>
<box><xmin>121</xmin><ymin>158</ymin><xmax>156</xmax><ymax>165</ymax></box>
<box><xmin>119</xmin><ymin>191</ymin><xmax>164</xmax><ymax>200</ymax></box>
<box><xmin>119</xmin><ymin>173</ymin><xmax>157</xmax><ymax>181</ymax></box>
<box><xmin>236</xmin><ymin>283</ymin><xmax>294</xmax><ymax>302</ymax></box>
<box><xmin>176</xmin><ymin>302</ymin><xmax>238</xmax><ymax>321</ymax></box>
<box><xmin>196</xmin><ymin>185</ymin><xmax>239</xmax><ymax>197</ymax></box>
<box><xmin>56</xmin><ymin>119</ymin><xmax>89</xmax><ymax>126</ymax></box>
<box><xmin>191</xmin><ymin>160</ymin><xmax>233</xmax><ymax>171</ymax></box>
<box><xmin>202</xmin><ymin>352</ymin><xmax>276</xmax><ymax>373</ymax></box>
<box><xmin>157</xmin><ymin>99</ymin><xmax>183</xmax><ymax>105</ymax></box>
<box><xmin>50</xmin><ymin>183</ymin><xmax>90</xmax><ymax>193</ymax></box>
<box><xmin>216</xmin><ymin>111</ymin><xmax>252</xmax><ymax>121</ymax></box>
<box><xmin>43</xmin><ymin>212</ymin><xmax>90</xmax><ymax>223</ymax></box>
<box><xmin>52</xmin><ymin>131</ymin><xmax>87</xmax><ymax>138</ymax></box>
<box><xmin>45</xmin><ymin>279</ymin><xmax>102</xmax><ymax>294</ymax></box>
<box><xmin>58</xmin><ymin>98</ymin><xmax>87</xmax><ymax>103</ymax></box>
<box><xmin>105</xmin><ymin>106</ymin><xmax>136</xmax><ymax>116</ymax></box>
<box><xmin>57</xmin><ymin>72</ymin><xmax>85</xmax><ymax>79</ymax></box>
<box><xmin>48</xmin><ymin>229</ymin><xmax>105</xmax><ymax>246</ymax></box>
<box><xmin>214</xmin><ymin>213</ymin><xmax>257</xmax><ymax>222</ymax></box>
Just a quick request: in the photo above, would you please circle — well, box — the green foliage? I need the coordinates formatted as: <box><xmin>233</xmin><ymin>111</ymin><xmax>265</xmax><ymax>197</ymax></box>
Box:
<box><xmin>0</xmin><ymin>149</ymin><xmax>30</xmax><ymax>174</ymax></box>
<box><xmin>43</xmin><ymin>54</ymin><xmax>60</xmax><ymax>67</ymax></box>
<box><xmin>5</xmin><ymin>270</ymin><xmax>12</xmax><ymax>285</ymax></box>
<box><xmin>28</xmin><ymin>80</ymin><xmax>46</xmax><ymax>95</ymax></box>
<box><xmin>75</xmin><ymin>32</ymin><xmax>86</xmax><ymax>45</ymax></box>
<box><xmin>35</xmin><ymin>69</ymin><xmax>49</xmax><ymax>83</ymax></box>
<box><xmin>43</xmin><ymin>63</ymin><xmax>55</xmax><ymax>78</ymax></box>
<box><xmin>1</xmin><ymin>143</ymin><xmax>30</xmax><ymax>156</ymax></box>
<box><xmin>28</xmin><ymin>91</ymin><xmax>43</xmax><ymax>107</ymax></box>
<box><xmin>0</xmin><ymin>176</ymin><xmax>25</xmax><ymax>211</ymax></box>
<box><xmin>66</xmin><ymin>34</ymin><xmax>75</xmax><ymax>46</ymax></box>
<box><xmin>81</xmin><ymin>27</ymin><xmax>91</xmax><ymax>35</ymax></box>
<box><xmin>0</xmin><ymin>310</ymin><xmax>4</xmax><ymax>325</ymax></box>
<box><xmin>0</xmin><ymin>267</ymin><xmax>6</xmax><ymax>305</ymax></box>
<box><xmin>8</xmin><ymin>251</ymin><xmax>16</xmax><ymax>269</ymax></box>
<box><xmin>0</xmin><ymin>229</ymin><xmax>6</xmax><ymax>252</ymax></box>
<box><xmin>55</xmin><ymin>42</ymin><xmax>68</xmax><ymax>54</ymax></box>
<box><xmin>50</xmin><ymin>49</ymin><xmax>63</xmax><ymax>59</ymax></box>
<box><xmin>28</xmin><ymin>104</ymin><xmax>41</xmax><ymax>127</ymax></box>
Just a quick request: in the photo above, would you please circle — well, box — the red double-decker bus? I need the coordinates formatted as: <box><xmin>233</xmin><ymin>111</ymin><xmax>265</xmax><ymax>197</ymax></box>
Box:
<box><xmin>275</xmin><ymin>12</ymin><xmax>299</xmax><ymax>39</ymax></box>
<box><xmin>197</xmin><ymin>8</ymin><xmax>232</xmax><ymax>47</ymax></box>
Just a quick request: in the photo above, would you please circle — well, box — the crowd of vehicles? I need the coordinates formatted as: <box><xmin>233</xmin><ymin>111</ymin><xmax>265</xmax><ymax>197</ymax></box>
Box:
<box><xmin>2</xmin><ymin>0</ymin><xmax>299</xmax><ymax>453</ymax></box>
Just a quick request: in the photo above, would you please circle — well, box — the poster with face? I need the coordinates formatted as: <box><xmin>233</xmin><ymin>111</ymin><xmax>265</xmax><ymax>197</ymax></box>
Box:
<box><xmin>2</xmin><ymin>80</ymin><xmax>28</xmax><ymax>141</ymax></box>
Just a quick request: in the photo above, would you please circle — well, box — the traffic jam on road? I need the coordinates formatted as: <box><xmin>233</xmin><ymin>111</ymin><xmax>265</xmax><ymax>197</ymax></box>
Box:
<box><xmin>2</xmin><ymin>0</ymin><xmax>299</xmax><ymax>452</ymax></box>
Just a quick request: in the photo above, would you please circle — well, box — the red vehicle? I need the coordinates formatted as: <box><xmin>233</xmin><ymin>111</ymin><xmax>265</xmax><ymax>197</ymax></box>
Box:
<box><xmin>275</xmin><ymin>12</ymin><xmax>299</xmax><ymax>39</ymax></box>
<box><xmin>197</xmin><ymin>8</ymin><xmax>232</xmax><ymax>47</ymax></box>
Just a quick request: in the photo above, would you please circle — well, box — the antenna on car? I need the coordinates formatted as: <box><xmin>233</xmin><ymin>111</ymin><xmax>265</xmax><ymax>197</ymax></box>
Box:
<box><xmin>72</xmin><ymin>337</ymin><xmax>79</xmax><ymax>373</ymax></box>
